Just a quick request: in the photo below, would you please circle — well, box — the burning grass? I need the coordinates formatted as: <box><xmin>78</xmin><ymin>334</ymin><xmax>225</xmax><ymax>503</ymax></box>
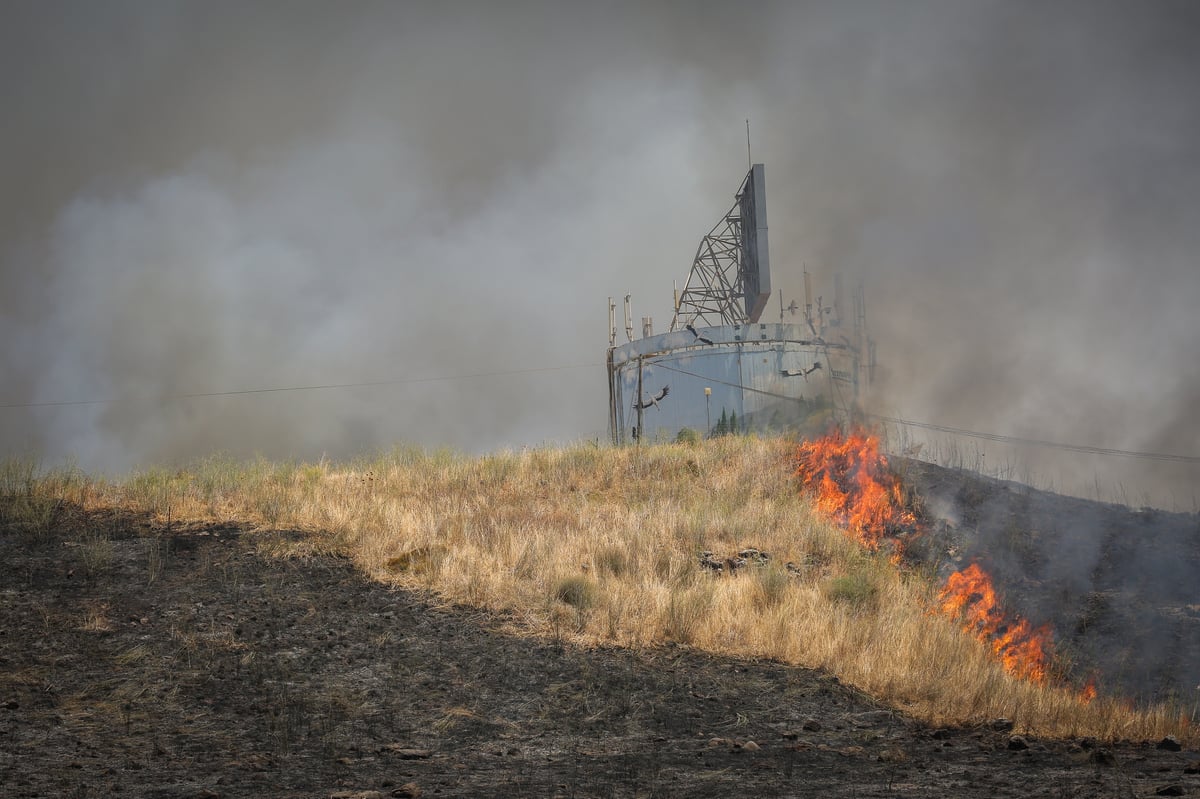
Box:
<box><xmin>937</xmin><ymin>562</ymin><xmax>1054</xmax><ymax>686</ymax></box>
<box><xmin>794</xmin><ymin>427</ymin><xmax>1099</xmax><ymax>701</ymax></box>
<box><xmin>4</xmin><ymin>437</ymin><xmax>1194</xmax><ymax>745</ymax></box>
<box><xmin>794</xmin><ymin>426</ymin><xmax>916</xmax><ymax>553</ymax></box>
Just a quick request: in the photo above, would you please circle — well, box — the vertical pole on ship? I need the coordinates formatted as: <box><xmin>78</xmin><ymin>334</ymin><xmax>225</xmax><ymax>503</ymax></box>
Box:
<box><xmin>607</xmin><ymin>297</ymin><xmax>619</xmax><ymax>445</ymax></box>
<box><xmin>635</xmin><ymin>355</ymin><xmax>644</xmax><ymax>447</ymax></box>
<box><xmin>705</xmin><ymin>386</ymin><xmax>712</xmax><ymax>438</ymax></box>
<box><xmin>607</xmin><ymin>347</ymin><xmax>618</xmax><ymax>446</ymax></box>
<box><xmin>746</xmin><ymin>119</ymin><xmax>752</xmax><ymax>171</ymax></box>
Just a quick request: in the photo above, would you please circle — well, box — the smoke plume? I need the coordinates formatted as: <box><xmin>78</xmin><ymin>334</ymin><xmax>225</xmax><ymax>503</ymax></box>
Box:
<box><xmin>2</xmin><ymin>1</ymin><xmax>1199</xmax><ymax>503</ymax></box>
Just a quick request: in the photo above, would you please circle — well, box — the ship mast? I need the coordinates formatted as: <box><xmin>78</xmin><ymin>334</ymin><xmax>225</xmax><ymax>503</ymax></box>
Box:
<box><xmin>670</xmin><ymin>163</ymin><xmax>771</xmax><ymax>330</ymax></box>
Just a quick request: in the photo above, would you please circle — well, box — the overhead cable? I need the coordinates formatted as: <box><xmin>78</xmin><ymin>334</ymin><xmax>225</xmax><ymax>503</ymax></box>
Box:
<box><xmin>865</xmin><ymin>413</ymin><xmax>1200</xmax><ymax>464</ymax></box>
<box><xmin>650</xmin><ymin>362</ymin><xmax>1200</xmax><ymax>464</ymax></box>
<box><xmin>8</xmin><ymin>355</ymin><xmax>1197</xmax><ymax>464</ymax></box>
<box><xmin>0</xmin><ymin>363</ymin><xmax>603</xmax><ymax>409</ymax></box>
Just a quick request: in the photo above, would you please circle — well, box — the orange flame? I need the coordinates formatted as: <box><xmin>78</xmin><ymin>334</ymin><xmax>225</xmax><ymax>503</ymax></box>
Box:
<box><xmin>796</xmin><ymin>427</ymin><xmax>1095</xmax><ymax>700</ymax></box>
<box><xmin>794</xmin><ymin>427</ymin><xmax>916</xmax><ymax>551</ymax></box>
<box><xmin>938</xmin><ymin>562</ymin><xmax>1052</xmax><ymax>684</ymax></box>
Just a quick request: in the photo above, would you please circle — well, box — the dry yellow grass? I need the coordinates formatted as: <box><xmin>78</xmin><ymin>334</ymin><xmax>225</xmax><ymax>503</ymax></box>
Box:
<box><xmin>4</xmin><ymin>440</ymin><xmax>1194</xmax><ymax>744</ymax></box>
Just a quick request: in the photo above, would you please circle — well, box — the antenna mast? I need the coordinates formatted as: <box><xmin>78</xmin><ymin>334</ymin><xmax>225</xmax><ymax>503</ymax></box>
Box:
<box><xmin>745</xmin><ymin>119</ymin><xmax>752</xmax><ymax>171</ymax></box>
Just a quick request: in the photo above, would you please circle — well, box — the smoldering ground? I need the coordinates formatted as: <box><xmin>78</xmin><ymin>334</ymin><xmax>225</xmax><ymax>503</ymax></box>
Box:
<box><xmin>2</xmin><ymin>1</ymin><xmax>1199</xmax><ymax>503</ymax></box>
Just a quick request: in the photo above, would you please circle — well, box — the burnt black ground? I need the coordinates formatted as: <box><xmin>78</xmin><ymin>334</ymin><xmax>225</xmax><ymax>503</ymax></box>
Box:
<box><xmin>2</xmin><ymin>510</ymin><xmax>1199</xmax><ymax>798</ymax></box>
<box><xmin>901</xmin><ymin>459</ymin><xmax>1200</xmax><ymax>706</ymax></box>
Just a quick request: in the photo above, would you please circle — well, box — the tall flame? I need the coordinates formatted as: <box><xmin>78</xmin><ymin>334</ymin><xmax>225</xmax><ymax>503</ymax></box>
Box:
<box><xmin>794</xmin><ymin>427</ymin><xmax>916</xmax><ymax>551</ymax></box>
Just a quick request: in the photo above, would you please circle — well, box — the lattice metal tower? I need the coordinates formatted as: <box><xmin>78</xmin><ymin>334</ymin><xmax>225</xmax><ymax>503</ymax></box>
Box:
<box><xmin>670</xmin><ymin>163</ymin><xmax>771</xmax><ymax>330</ymax></box>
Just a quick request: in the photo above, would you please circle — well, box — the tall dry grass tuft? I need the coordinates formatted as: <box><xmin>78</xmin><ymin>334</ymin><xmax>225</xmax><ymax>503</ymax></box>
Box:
<box><xmin>0</xmin><ymin>457</ymin><xmax>90</xmax><ymax>536</ymax></box>
<box><xmin>5</xmin><ymin>438</ymin><xmax>1194</xmax><ymax>745</ymax></box>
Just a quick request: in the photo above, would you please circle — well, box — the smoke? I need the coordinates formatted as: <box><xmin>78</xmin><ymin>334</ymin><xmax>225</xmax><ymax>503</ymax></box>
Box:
<box><xmin>3</xmin><ymin>2</ymin><xmax>1199</xmax><ymax>495</ymax></box>
<box><xmin>751</xmin><ymin>1</ymin><xmax>1200</xmax><ymax>507</ymax></box>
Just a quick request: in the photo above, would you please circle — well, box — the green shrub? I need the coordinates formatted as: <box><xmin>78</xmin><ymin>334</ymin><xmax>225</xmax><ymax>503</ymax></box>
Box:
<box><xmin>825</xmin><ymin>571</ymin><xmax>878</xmax><ymax>606</ymax></box>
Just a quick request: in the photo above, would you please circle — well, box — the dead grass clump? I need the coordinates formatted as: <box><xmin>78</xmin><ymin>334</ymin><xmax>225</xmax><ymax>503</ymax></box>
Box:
<box><xmin>79</xmin><ymin>530</ymin><xmax>114</xmax><ymax>576</ymax></box>
<box><xmin>593</xmin><ymin>544</ymin><xmax>632</xmax><ymax>577</ymax></box>
<box><xmin>0</xmin><ymin>457</ymin><xmax>83</xmax><ymax>536</ymax></box>
<box><xmin>750</xmin><ymin>564</ymin><xmax>792</xmax><ymax>610</ymax></box>
<box><xmin>554</xmin><ymin>575</ymin><xmax>598</xmax><ymax>610</ymax></box>
<box><xmin>662</xmin><ymin>579</ymin><xmax>714</xmax><ymax>645</ymax></box>
<box><xmin>80</xmin><ymin>601</ymin><xmax>113</xmax><ymax>632</ymax></box>
<box><xmin>433</xmin><ymin>706</ymin><xmax>483</xmax><ymax>733</ymax></box>
<box><xmin>384</xmin><ymin>545</ymin><xmax>445</xmax><ymax>576</ymax></box>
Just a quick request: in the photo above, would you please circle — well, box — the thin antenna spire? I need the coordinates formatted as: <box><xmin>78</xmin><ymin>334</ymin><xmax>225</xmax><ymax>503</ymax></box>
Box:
<box><xmin>745</xmin><ymin>119</ymin><xmax>752</xmax><ymax>170</ymax></box>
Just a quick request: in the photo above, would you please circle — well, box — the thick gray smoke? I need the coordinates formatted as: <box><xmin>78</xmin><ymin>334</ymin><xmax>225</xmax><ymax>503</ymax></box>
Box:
<box><xmin>3</xmin><ymin>1</ymin><xmax>1199</xmax><ymax>500</ymax></box>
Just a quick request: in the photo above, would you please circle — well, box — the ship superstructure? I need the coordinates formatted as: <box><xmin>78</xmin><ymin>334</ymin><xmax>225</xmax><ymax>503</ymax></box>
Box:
<box><xmin>606</xmin><ymin>164</ymin><xmax>874</xmax><ymax>444</ymax></box>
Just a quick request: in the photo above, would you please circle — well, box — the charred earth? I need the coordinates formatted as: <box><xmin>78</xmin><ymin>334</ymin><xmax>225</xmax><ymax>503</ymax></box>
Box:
<box><xmin>2</xmin><ymin>505</ymin><xmax>1198</xmax><ymax>798</ymax></box>
<box><xmin>902</xmin><ymin>458</ymin><xmax>1200</xmax><ymax>707</ymax></box>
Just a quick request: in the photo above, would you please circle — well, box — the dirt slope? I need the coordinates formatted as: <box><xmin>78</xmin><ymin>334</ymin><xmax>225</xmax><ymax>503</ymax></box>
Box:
<box><xmin>2</xmin><ymin>513</ymin><xmax>1197</xmax><ymax>798</ymax></box>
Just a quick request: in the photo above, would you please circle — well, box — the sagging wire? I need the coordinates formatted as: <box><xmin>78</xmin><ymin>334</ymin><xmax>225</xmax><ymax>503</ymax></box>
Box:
<box><xmin>0</xmin><ymin>363</ymin><xmax>604</xmax><ymax>410</ymax></box>
<box><xmin>648</xmin><ymin>362</ymin><xmax>1200</xmax><ymax>464</ymax></box>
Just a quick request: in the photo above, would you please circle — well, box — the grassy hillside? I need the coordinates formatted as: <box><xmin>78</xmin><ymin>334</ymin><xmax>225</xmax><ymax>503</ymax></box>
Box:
<box><xmin>2</xmin><ymin>437</ymin><xmax>1193</xmax><ymax>745</ymax></box>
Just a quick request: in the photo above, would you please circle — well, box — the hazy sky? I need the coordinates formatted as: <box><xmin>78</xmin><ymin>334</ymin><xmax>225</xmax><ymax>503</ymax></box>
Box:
<box><xmin>2</xmin><ymin>0</ymin><xmax>1199</xmax><ymax>496</ymax></box>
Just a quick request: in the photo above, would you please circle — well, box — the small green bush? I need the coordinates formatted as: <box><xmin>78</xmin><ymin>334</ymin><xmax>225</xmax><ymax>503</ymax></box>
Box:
<box><xmin>825</xmin><ymin>571</ymin><xmax>878</xmax><ymax>606</ymax></box>
<box><xmin>675</xmin><ymin>427</ymin><xmax>701</xmax><ymax>446</ymax></box>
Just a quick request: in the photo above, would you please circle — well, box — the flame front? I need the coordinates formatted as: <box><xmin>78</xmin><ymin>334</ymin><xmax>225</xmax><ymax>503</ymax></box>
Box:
<box><xmin>938</xmin><ymin>562</ymin><xmax>1052</xmax><ymax>684</ymax></box>
<box><xmin>794</xmin><ymin>427</ymin><xmax>915</xmax><ymax>551</ymax></box>
<box><xmin>796</xmin><ymin>427</ymin><xmax>1097</xmax><ymax>698</ymax></box>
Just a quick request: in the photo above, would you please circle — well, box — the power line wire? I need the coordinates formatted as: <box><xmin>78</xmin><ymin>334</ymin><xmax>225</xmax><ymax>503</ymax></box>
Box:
<box><xmin>865</xmin><ymin>413</ymin><xmax>1200</xmax><ymax>464</ymax></box>
<box><xmin>649</xmin><ymin>362</ymin><xmax>1200</xmax><ymax>464</ymax></box>
<box><xmin>0</xmin><ymin>363</ymin><xmax>603</xmax><ymax>409</ymax></box>
<box><xmin>9</xmin><ymin>355</ymin><xmax>1198</xmax><ymax>464</ymax></box>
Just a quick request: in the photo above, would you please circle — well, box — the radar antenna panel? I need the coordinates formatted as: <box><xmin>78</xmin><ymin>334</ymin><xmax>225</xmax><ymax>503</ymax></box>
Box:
<box><xmin>671</xmin><ymin>163</ymin><xmax>772</xmax><ymax>330</ymax></box>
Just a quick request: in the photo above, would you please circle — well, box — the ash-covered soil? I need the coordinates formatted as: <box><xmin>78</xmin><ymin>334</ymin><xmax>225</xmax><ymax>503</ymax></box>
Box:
<box><xmin>902</xmin><ymin>459</ymin><xmax>1200</xmax><ymax>705</ymax></box>
<box><xmin>2</xmin><ymin>511</ymin><xmax>1198</xmax><ymax>799</ymax></box>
